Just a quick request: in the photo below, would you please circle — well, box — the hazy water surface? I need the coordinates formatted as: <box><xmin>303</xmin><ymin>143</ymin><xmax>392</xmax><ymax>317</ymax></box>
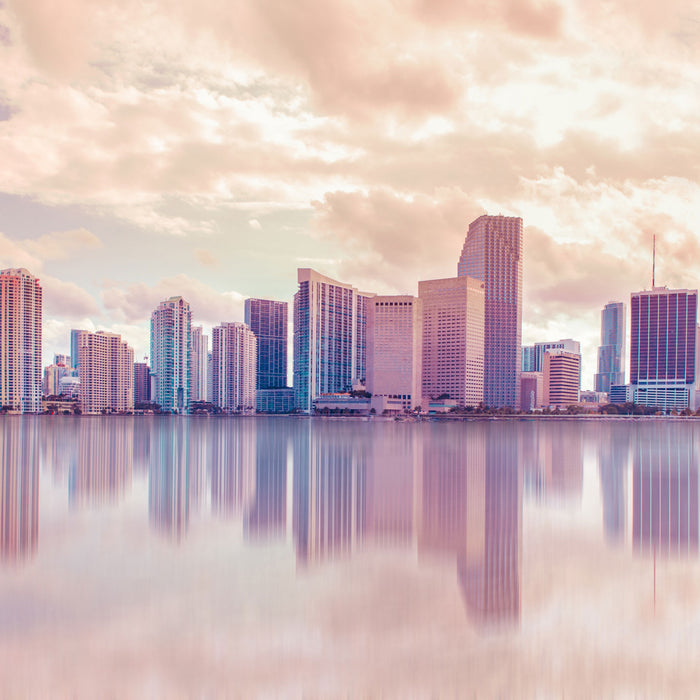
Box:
<box><xmin>1</xmin><ymin>415</ymin><xmax>700</xmax><ymax>697</ymax></box>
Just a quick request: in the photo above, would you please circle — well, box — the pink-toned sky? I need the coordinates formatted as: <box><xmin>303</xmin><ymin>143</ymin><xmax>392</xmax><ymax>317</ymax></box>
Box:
<box><xmin>1</xmin><ymin>0</ymin><xmax>700</xmax><ymax>387</ymax></box>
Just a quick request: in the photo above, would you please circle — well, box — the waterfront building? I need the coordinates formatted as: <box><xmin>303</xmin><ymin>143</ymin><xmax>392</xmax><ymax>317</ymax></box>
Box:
<box><xmin>43</xmin><ymin>362</ymin><xmax>71</xmax><ymax>396</ymax></box>
<box><xmin>150</xmin><ymin>296</ymin><xmax>191</xmax><ymax>413</ymax></box>
<box><xmin>211</xmin><ymin>322</ymin><xmax>257</xmax><ymax>412</ymax></box>
<box><xmin>542</xmin><ymin>349</ymin><xmax>581</xmax><ymax>408</ymax></box>
<box><xmin>70</xmin><ymin>330</ymin><xmax>89</xmax><ymax>373</ymax></box>
<box><xmin>133</xmin><ymin>361</ymin><xmax>151</xmax><ymax>404</ymax></box>
<box><xmin>366</xmin><ymin>295</ymin><xmax>422</xmax><ymax>411</ymax></box>
<box><xmin>58</xmin><ymin>376</ymin><xmax>80</xmax><ymax>398</ymax></box>
<box><xmin>529</xmin><ymin>339</ymin><xmax>580</xmax><ymax>373</ymax></box>
<box><xmin>256</xmin><ymin>388</ymin><xmax>295</xmax><ymax>413</ymax></box>
<box><xmin>519</xmin><ymin>371</ymin><xmax>543</xmax><ymax>411</ymax></box>
<box><xmin>630</xmin><ymin>287</ymin><xmax>698</xmax><ymax>412</ymax></box>
<box><xmin>77</xmin><ymin>331</ymin><xmax>134</xmax><ymax>414</ymax></box>
<box><xmin>0</xmin><ymin>268</ymin><xmax>42</xmax><ymax>413</ymax></box>
<box><xmin>458</xmin><ymin>215</ymin><xmax>523</xmax><ymax>408</ymax></box>
<box><xmin>190</xmin><ymin>326</ymin><xmax>208</xmax><ymax>402</ymax></box>
<box><xmin>595</xmin><ymin>302</ymin><xmax>626</xmax><ymax>393</ymax></box>
<box><xmin>293</xmin><ymin>268</ymin><xmax>374</xmax><ymax>412</ymax></box>
<box><xmin>418</xmin><ymin>276</ymin><xmax>484</xmax><ymax>408</ymax></box>
<box><xmin>244</xmin><ymin>298</ymin><xmax>288</xmax><ymax>389</ymax></box>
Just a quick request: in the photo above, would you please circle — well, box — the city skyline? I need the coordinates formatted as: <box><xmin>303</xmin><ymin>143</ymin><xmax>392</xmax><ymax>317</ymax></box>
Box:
<box><xmin>2</xmin><ymin>1</ymin><xmax>699</xmax><ymax>390</ymax></box>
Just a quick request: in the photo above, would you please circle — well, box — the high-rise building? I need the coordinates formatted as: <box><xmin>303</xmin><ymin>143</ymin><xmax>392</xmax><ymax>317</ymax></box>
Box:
<box><xmin>458</xmin><ymin>215</ymin><xmax>523</xmax><ymax>408</ymax></box>
<box><xmin>0</xmin><ymin>268</ymin><xmax>42</xmax><ymax>413</ymax></box>
<box><xmin>521</xmin><ymin>346</ymin><xmax>536</xmax><ymax>373</ymax></box>
<box><xmin>150</xmin><ymin>296</ymin><xmax>191</xmax><ymax>413</ymax></box>
<box><xmin>630</xmin><ymin>287</ymin><xmax>698</xmax><ymax>412</ymax></box>
<box><xmin>78</xmin><ymin>331</ymin><xmax>134</xmax><ymax>414</ymax></box>
<box><xmin>133</xmin><ymin>361</ymin><xmax>151</xmax><ymax>404</ymax></box>
<box><xmin>190</xmin><ymin>326</ymin><xmax>209</xmax><ymax>402</ymax></box>
<box><xmin>595</xmin><ymin>302</ymin><xmax>625</xmax><ymax>393</ymax></box>
<box><xmin>529</xmin><ymin>339</ymin><xmax>580</xmax><ymax>373</ymax></box>
<box><xmin>70</xmin><ymin>330</ymin><xmax>89</xmax><ymax>373</ymax></box>
<box><xmin>244</xmin><ymin>298</ymin><xmax>288</xmax><ymax>389</ymax></box>
<box><xmin>366</xmin><ymin>295</ymin><xmax>422</xmax><ymax>411</ymax></box>
<box><xmin>418</xmin><ymin>276</ymin><xmax>485</xmax><ymax>408</ymax></box>
<box><xmin>43</xmin><ymin>363</ymin><xmax>71</xmax><ymax>396</ymax></box>
<box><xmin>53</xmin><ymin>354</ymin><xmax>71</xmax><ymax>368</ymax></box>
<box><xmin>542</xmin><ymin>349</ymin><xmax>581</xmax><ymax>408</ymax></box>
<box><xmin>211</xmin><ymin>322</ymin><xmax>257</xmax><ymax>412</ymax></box>
<box><xmin>293</xmin><ymin>268</ymin><xmax>374</xmax><ymax>412</ymax></box>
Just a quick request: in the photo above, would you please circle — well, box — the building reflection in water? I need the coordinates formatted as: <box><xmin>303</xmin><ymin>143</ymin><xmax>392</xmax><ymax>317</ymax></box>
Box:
<box><xmin>633</xmin><ymin>424</ymin><xmax>699</xmax><ymax>557</ymax></box>
<box><xmin>0</xmin><ymin>418</ymin><xmax>39</xmax><ymax>563</ymax></box>
<box><xmin>245</xmin><ymin>419</ymin><xmax>290</xmax><ymax>541</ymax></box>
<box><xmin>69</xmin><ymin>418</ymin><xmax>133</xmax><ymax>506</ymax></box>
<box><xmin>149</xmin><ymin>418</ymin><xmax>190</xmax><ymax>540</ymax></box>
<box><xmin>598</xmin><ymin>423</ymin><xmax>630</xmax><ymax>545</ymax></box>
<box><xmin>292</xmin><ymin>421</ymin><xmax>366</xmax><ymax>566</ymax></box>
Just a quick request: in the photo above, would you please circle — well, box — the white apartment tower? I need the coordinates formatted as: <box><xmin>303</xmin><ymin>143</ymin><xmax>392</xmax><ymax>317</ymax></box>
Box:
<box><xmin>78</xmin><ymin>331</ymin><xmax>135</xmax><ymax>414</ymax></box>
<box><xmin>366</xmin><ymin>295</ymin><xmax>422</xmax><ymax>411</ymax></box>
<box><xmin>190</xmin><ymin>325</ymin><xmax>209</xmax><ymax>403</ymax></box>
<box><xmin>418</xmin><ymin>277</ymin><xmax>485</xmax><ymax>408</ymax></box>
<box><xmin>0</xmin><ymin>268</ymin><xmax>42</xmax><ymax>413</ymax></box>
<box><xmin>211</xmin><ymin>322</ymin><xmax>257</xmax><ymax>412</ymax></box>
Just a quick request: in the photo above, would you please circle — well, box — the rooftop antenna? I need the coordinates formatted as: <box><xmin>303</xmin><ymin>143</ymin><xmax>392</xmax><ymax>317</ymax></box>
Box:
<box><xmin>652</xmin><ymin>234</ymin><xmax>656</xmax><ymax>288</ymax></box>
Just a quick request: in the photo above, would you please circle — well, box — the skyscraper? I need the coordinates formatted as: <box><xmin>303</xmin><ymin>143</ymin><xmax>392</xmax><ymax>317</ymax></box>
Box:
<box><xmin>595</xmin><ymin>302</ymin><xmax>625</xmax><ymax>393</ymax></box>
<box><xmin>211</xmin><ymin>322</ymin><xmax>257</xmax><ymax>412</ymax></box>
<box><xmin>244</xmin><ymin>298</ymin><xmax>287</xmax><ymax>389</ymax></box>
<box><xmin>630</xmin><ymin>286</ymin><xmax>698</xmax><ymax>412</ymax></box>
<box><xmin>293</xmin><ymin>268</ymin><xmax>374</xmax><ymax>412</ymax></box>
<box><xmin>78</xmin><ymin>331</ymin><xmax>134</xmax><ymax>414</ymax></box>
<box><xmin>133</xmin><ymin>361</ymin><xmax>151</xmax><ymax>404</ymax></box>
<box><xmin>458</xmin><ymin>215</ymin><xmax>523</xmax><ymax>408</ymax></box>
<box><xmin>150</xmin><ymin>296</ymin><xmax>191</xmax><ymax>413</ymax></box>
<box><xmin>70</xmin><ymin>329</ymin><xmax>89</xmax><ymax>373</ymax></box>
<box><xmin>0</xmin><ymin>268</ymin><xmax>42</xmax><ymax>413</ymax></box>
<box><xmin>418</xmin><ymin>276</ymin><xmax>485</xmax><ymax>408</ymax></box>
<box><xmin>366</xmin><ymin>295</ymin><xmax>422</xmax><ymax>411</ymax></box>
<box><xmin>190</xmin><ymin>325</ymin><xmax>209</xmax><ymax>402</ymax></box>
<box><xmin>542</xmin><ymin>349</ymin><xmax>581</xmax><ymax>408</ymax></box>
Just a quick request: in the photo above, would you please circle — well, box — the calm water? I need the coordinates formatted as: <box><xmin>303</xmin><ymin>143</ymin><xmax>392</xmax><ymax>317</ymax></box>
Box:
<box><xmin>1</xmin><ymin>415</ymin><xmax>700</xmax><ymax>697</ymax></box>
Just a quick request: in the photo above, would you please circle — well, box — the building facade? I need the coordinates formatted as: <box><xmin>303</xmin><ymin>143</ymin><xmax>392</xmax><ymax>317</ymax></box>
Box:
<box><xmin>245</xmin><ymin>298</ymin><xmax>288</xmax><ymax>390</ymax></box>
<box><xmin>418</xmin><ymin>276</ymin><xmax>485</xmax><ymax>408</ymax></box>
<box><xmin>458</xmin><ymin>215</ymin><xmax>523</xmax><ymax>409</ymax></box>
<box><xmin>630</xmin><ymin>287</ymin><xmax>698</xmax><ymax>412</ymax></box>
<box><xmin>529</xmin><ymin>339</ymin><xmax>580</xmax><ymax>373</ymax></box>
<box><xmin>366</xmin><ymin>295</ymin><xmax>422</xmax><ymax>411</ymax></box>
<box><xmin>190</xmin><ymin>325</ymin><xmax>209</xmax><ymax>402</ymax></box>
<box><xmin>150</xmin><ymin>296</ymin><xmax>191</xmax><ymax>413</ymax></box>
<box><xmin>211</xmin><ymin>322</ymin><xmax>257</xmax><ymax>412</ymax></box>
<box><xmin>519</xmin><ymin>371</ymin><xmax>544</xmax><ymax>411</ymax></box>
<box><xmin>78</xmin><ymin>331</ymin><xmax>134</xmax><ymax>414</ymax></box>
<box><xmin>0</xmin><ymin>268</ymin><xmax>42</xmax><ymax>413</ymax></box>
<box><xmin>542</xmin><ymin>350</ymin><xmax>581</xmax><ymax>408</ymax></box>
<box><xmin>293</xmin><ymin>268</ymin><xmax>373</xmax><ymax>412</ymax></box>
<box><xmin>70</xmin><ymin>330</ymin><xmax>89</xmax><ymax>374</ymax></box>
<box><xmin>133</xmin><ymin>361</ymin><xmax>151</xmax><ymax>404</ymax></box>
<box><xmin>595</xmin><ymin>301</ymin><xmax>626</xmax><ymax>393</ymax></box>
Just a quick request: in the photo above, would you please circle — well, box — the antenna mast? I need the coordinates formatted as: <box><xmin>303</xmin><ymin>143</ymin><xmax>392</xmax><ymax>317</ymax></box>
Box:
<box><xmin>652</xmin><ymin>234</ymin><xmax>656</xmax><ymax>288</ymax></box>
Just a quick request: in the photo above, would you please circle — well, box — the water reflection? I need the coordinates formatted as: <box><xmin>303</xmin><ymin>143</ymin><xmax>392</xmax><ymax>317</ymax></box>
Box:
<box><xmin>0</xmin><ymin>418</ymin><xmax>39</xmax><ymax>562</ymax></box>
<box><xmin>598</xmin><ymin>423</ymin><xmax>630</xmax><ymax>545</ymax></box>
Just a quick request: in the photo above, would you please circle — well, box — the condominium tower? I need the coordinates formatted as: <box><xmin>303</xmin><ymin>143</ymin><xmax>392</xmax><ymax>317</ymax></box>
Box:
<box><xmin>150</xmin><ymin>296</ymin><xmax>191</xmax><ymax>413</ymax></box>
<box><xmin>77</xmin><ymin>331</ymin><xmax>134</xmax><ymax>414</ymax></box>
<box><xmin>211</xmin><ymin>322</ymin><xmax>257</xmax><ymax>412</ymax></box>
<box><xmin>366</xmin><ymin>295</ymin><xmax>422</xmax><ymax>411</ymax></box>
<box><xmin>0</xmin><ymin>268</ymin><xmax>42</xmax><ymax>413</ymax></box>
<box><xmin>594</xmin><ymin>302</ymin><xmax>626</xmax><ymax>393</ymax></box>
<box><xmin>244</xmin><ymin>298</ymin><xmax>287</xmax><ymax>389</ymax></box>
<box><xmin>133</xmin><ymin>361</ymin><xmax>151</xmax><ymax>404</ymax></box>
<box><xmin>418</xmin><ymin>277</ymin><xmax>485</xmax><ymax>407</ymax></box>
<box><xmin>458</xmin><ymin>215</ymin><xmax>523</xmax><ymax>408</ymax></box>
<box><xmin>630</xmin><ymin>287</ymin><xmax>698</xmax><ymax>411</ymax></box>
<box><xmin>293</xmin><ymin>269</ymin><xmax>374</xmax><ymax>412</ymax></box>
<box><xmin>190</xmin><ymin>326</ymin><xmax>209</xmax><ymax>402</ymax></box>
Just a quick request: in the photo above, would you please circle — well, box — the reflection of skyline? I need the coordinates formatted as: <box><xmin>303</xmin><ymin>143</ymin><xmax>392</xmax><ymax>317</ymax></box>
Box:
<box><xmin>633</xmin><ymin>425</ymin><xmax>699</xmax><ymax>557</ymax></box>
<box><xmin>598</xmin><ymin>423</ymin><xmax>630</xmax><ymax>545</ymax></box>
<box><xmin>0</xmin><ymin>418</ymin><xmax>39</xmax><ymax>563</ymax></box>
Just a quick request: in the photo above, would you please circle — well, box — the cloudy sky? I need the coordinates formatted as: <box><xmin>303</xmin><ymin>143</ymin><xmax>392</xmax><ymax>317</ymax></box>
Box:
<box><xmin>1</xmin><ymin>0</ymin><xmax>700</xmax><ymax>387</ymax></box>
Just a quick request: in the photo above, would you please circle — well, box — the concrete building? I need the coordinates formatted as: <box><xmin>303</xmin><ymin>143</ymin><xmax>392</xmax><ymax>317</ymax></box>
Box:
<box><xmin>293</xmin><ymin>268</ymin><xmax>374</xmax><ymax>412</ymax></box>
<box><xmin>543</xmin><ymin>349</ymin><xmax>581</xmax><ymax>408</ymax></box>
<box><xmin>78</xmin><ymin>331</ymin><xmax>134</xmax><ymax>414</ymax></box>
<box><xmin>190</xmin><ymin>326</ymin><xmax>208</xmax><ymax>402</ymax></box>
<box><xmin>521</xmin><ymin>346</ymin><xmax>536</xmax><ymax>373</ymax></box>
<box><xmin>245</xmin><ymin>298</ymin><xmax>288</xmax><ymax>389</ymax></box>
<box><xmin>0</xmin><ymin>268</ymin><xmax>42</xmax><ymax>413</ymax></box>
<box><xmin>366</xmin><ymin>295</ymin><xmax>422</xmax><ymax>411</ymax></box>
<box><xmin>70</xmin><ymin>330</ymin><xmax>89</xmax><ymax>374</ymax></box>
<box><xmin>630</xmin><ymin>287</ymin><xmax>698</xmax><ymax>412</ymax></box>
<box><xmin>211</xmin><ymin>322</ymin><xmax>257</xmax><ymax>412</ymax></box>
<box><xmin>519</xmin><ymin>371</ymin><xmax>543</xmax><ymax>411</ymax></box>
<box><xmin>256</xmin><ymin>388</ymin><xmax>295</xmax><ymax>413</ymax></box>
<box><xmin>595</xmin><ymin>301</ymin><xmax>626</xmax><ymax>393</ymax></box>
<box><xmin>150</xmin><ymin>296</ymin><xmax>191</xmax><ymax>413</ymax></box>
<box><xmin>133</xmin><ymin>361</ymin><xmax>151</xmax><ymax>404</ymax></box>
<box><xmin>529</xmin><ymin>339</ymin><xmax>580</xmax><ymax>373</ymax></box>
<box><xmin>418</xmin><ymin>276</ymin><xmax>485</xmax><ymax>408</ymax></box>
<box><xmin>458</xmin><ymin>215</ymin><xmax>523</xmax><ymax>409</ymax></box>
<box><xmin>43</xmin><ymin>362</ymin><xmax>71</xmax><ymax>396</ymax></box>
